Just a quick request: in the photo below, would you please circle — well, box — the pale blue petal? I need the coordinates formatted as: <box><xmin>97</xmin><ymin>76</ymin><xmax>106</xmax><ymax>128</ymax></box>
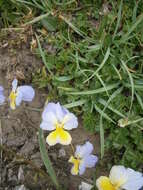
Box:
<box><xmin>0</xmin><ymin>86</ymin><xmax>4</xmax><ymax>91</ymax></box>
<box><xmin>15</xmin><ymin>90</ymin><xmax>23</xmax><ymax>106</ymax></box>
<box><xmin>42</xmin><ymin>102</ymin><xmax>67</xmax><ymax>119</ymax></box>
<box><xmin>40</xmin><ymin>120</ymin><xmax>55</xmax><ymax>131</ymax></box>
<box><xmin>63</xmin><ymin>113</ymin><xmax>78</xmax><ymax>130</ymax></box>
<box><xmin>0</xmin><ymin>86</ymin><xmax>5</xmax><ymax>104</ymax></box>
<box><xmin>42</xmin><ymin>105</ymin><xmax>57</xmax><ymax>124</ymax></box>
<box><xmin>42</xmin><ymin>102</ymin><xmax>68</xmax><ymax>123</ymax></box>
<box><xmin>75</xmin><ymin>141</ymin><xmax>93</xmax><ymax>158</ymax></box>
<box><xmin>122</xmin><ymin>168</ymin><xmax>143</xmax><ymax>190</ymax></box>
<box><xmin>12</xmin><ymin>79</ymin><xmax>18</xmax><ymax>91</ymax></box>
<box><xmin>83</xmin><ymin>155</ymin><xmax>98</xmax><ymax>168</ymax></box>
<box><xmin>43</xmin><ymin>103</ymin><xmax>58</xmax><ymax>114</ymax></box>
<box><xmin>79</xmin><ymin>162</ymin><xmax>86</xmax><ymax>175</ymax></box>
<box><xmin>55</xmin><ymin>102</ymin><xmax>66</xmax><ymax>122</ymax></box>
<box><xmin>17</xmin><ymin>86</ymin><xmax>35</xmax><ymax>102</ymax></box>
<box><xmin>41</xmin><ymin>104</ymin><xmax>57</xmax><ymax>130</ymax></box>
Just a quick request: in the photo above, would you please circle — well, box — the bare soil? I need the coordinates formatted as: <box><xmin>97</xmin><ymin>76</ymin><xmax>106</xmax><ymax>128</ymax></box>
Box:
<box><xmin>0</xmin><ymin>31</ymin><xmax>100</xmax><ymax>190</ymax></box>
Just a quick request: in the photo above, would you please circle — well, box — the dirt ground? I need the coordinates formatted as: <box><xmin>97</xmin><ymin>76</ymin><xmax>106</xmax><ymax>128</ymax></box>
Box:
<box><xmin>0</xmin><ymin>31</ymin><xmax>100</xmax><ymax>190</ymax></box>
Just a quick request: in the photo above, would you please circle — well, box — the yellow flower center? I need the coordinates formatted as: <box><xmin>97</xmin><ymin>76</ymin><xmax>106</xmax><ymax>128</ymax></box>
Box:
<box><xmin>46</xmin><ymin>120</ymin><xmax>72</xmax><ymax>146</ymax></box>
<box><xmin>9</xmin><ymin>91</ymin><xmax>17</xmax><ymax>110</ymax></box>
<box><xmin>97</xmin><ymin>176</ymin><xmax>126</xmax><ymax>190</ymax></box>
<box><xmin>69</xmin><ymin>156</ymin><xmax>81</xmax><ymax>175</ymax></box>
<box><xmin>97</xmin><ymin>177</ymin><xmax>116</xmax><ymax>190</ymax></box>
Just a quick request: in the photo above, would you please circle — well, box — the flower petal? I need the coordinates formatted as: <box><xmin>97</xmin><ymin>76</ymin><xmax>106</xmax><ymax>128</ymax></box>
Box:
<box><xmin>46</xmin><ymin>128</ymin><xmax>71</xmax><ymax>146</ymax></box>
<box><xmin>17</xmin><ymin>86</ymin><xmax>35</xmax><ymax>102</ymax></box>
<box><xmin>109</xmin><ymin>165</ymin><xmax>128</xmax><ymax>187</ymax></box>
<box><xmin>79</xmin><ymin>162</ymin><xmax>86</xmax><ymax>175</ymax></box>
<box><xmin>40</xmin><ymin>120</ymin><xmax>55</xmax><ymax>131</ymax></box>
<box><xmin>63</xmin><ymin>113</ymin><xmax>78</xmax><ymax>130</ymax></box>
<box><xmin>12</xmin><ymin>79</ymin><xmax>18</xmax><ymax>91</ymax></box>
<box><xmin>59</xmin><ymin>129</ymin><xmax>72</xmax><ymax>145</ymax></box>
<box><xmin>46</xmin><ymin>130</ymin><xmax>59</xmax><ymax>146</ymax></box>
<box><xmin>15</xmin><ymin>90</ymin><xmax>23</xmax><ymax>106</ymax></box>
<box><xmin>83</xmin><ymin>155</ymin><xmax>98</xmax><ymax>168</ymax></box>
<box><xmin>96</xmin><ymin>176</ymin><xmax>115</xmax><ymax>190</ymax></box>
<box><xmin>69</xmin><ymin>156</ymin><xmax>80</xmax><ymax>175</ymax></box>
<box><xmin>42</xmin><ymin>110</ymin><xmax>57</xmax><ymax>125</ymax></box>
<box><xmin>75</xmin><ymin>141</ymin><xmax>93</xmax><ymax>158</ymax></box>
<box><xmin>9</xmin><ymin>91</ymin><xmax>17</xmax><ymax>110</ymax></box>
<box><xmin>0</xmin><ymin>86</ymin><xmax>5</xmax><ymax>104</ymax></box>
<box><xmin>55</xmin><ymin>102</ymin><xmax>66</xmax><ymax>122</ymax></box>
<box><xmin>121</xmin><ymin>168</ymin><xmax>143</xmax><ymax>190</ymax></box>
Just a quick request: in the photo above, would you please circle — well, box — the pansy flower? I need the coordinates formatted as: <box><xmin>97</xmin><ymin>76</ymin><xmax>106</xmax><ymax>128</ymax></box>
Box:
<box><xmin>9</xmin><ymin>79</ymin><xmax>35</xmax><ymax>110</ymax></box>
<box><xmin>0</xmin><ymin>86</ymin><xmax>5</xmax><ymax>105</ymax></box>
<box><xmin>96</xmin><ymin>165</ymin><xmax>143</xmax><ymax>190</ymax></box>
<box><xmin>69</xmin><ymin>141</ymin><xmax>98</xmax><ymax>175</ymax></box>
<box><xmin>40</xmin><ymin>102</ymin><xmax>78</xmax><ymax>146</ymax></box>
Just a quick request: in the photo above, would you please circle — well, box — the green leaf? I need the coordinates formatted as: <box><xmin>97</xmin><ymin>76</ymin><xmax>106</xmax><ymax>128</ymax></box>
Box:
<box><xmin>54</xmin><ymin>75</ymin><xmax>73</xmax><ymax>82</ymax></box>
<box><xmin>113</xmin><ymin>0</ymin><xmax>123</xmax><ymax>40</ymax></box>
<box><xmin>94</xmin><ymin>104</ymin><xmax>115</xmax><ymax>124</ymax></box>
<box><xmin>121</xmin><ymin>60</ymin><xmax>134</xmax><ymax>112</ymax></box>
<box><xmin>84</xmin><ymin>47</ymin><xmax>110</xmax><ymax>83</ymax></box>
<box><xmin>67</xmin><ymin>82</ymin><xmax>120</xmax><ymax>95</ymax></box>
<box><xmin>38</xmin><ymin>128</ymin><xmax>59</xmax><ymax>189</ymax></box>
<box><xmin>64</xmin><ymin>99</ymin><xmax>86</xmax><ymax>108</ymax></box>
<box><xmin>41</xmin><ymin>16</ymin><xmax>57</xmax><ymax>32</ymax></box>
<box><xmin>36</xmin><ymin>34</ymin><xmax>53</xmax><ymax>75</ymax></box>
<box><xmin>119</xmin><ymin>13</ymin><xmax>143</xmax><ymax>43</ymax></box>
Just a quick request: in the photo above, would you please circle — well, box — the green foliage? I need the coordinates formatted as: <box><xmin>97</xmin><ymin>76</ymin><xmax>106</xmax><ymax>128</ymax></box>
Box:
<box><xmin>0</xmin><ymin>0</ymin><xmax>27</xmax><ymax>27</ymax></box>
<box><xmin>30</xmin><ymin>0</ymin><xmax>143</xmax><ymax>170</ymax></box>
<box><xmin>38</xmin><ymin>128</ymin><xmax>60</xmax><ymax>189</ymax></box>
<box><xmin>1</xmin><ymin>0</ymin><xmax>143</xmax><ymax>177</ymax></box>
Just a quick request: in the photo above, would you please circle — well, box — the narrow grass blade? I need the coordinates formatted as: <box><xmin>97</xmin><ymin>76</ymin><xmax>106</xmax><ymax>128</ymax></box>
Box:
<box><xmin>95</xmin><ymin>73</ymin><xmax>109</xmax><ymax>96</ymax></box>
<box><xmin>84</xmin><ymin>47</ymin><xmax>110</xmax><ymax>83</ymax></box>
<box><xmin>23</xmin><ymin>12</ymin><xmax>51</xmax><ymax>26</ymax></box>
<box><xmin>120</xmin><ymin>13</ymin><xmax>143</xmax><ymax>43</ymax></box>
<box><xmin>67</xmin><ymin>82</ymin><xmax>119</xmax><ymax>95</ymax></box>
<box><xmin>128</xmin><ymin>117</ymin><xmax>143</xmax><ymax>125</ymax></box>
<box><xmin>113</xmin><ymin>0</ymin><xmax>123</xmax><ymax>40</ymax></box>
<box><xmin>98</xmin><ymin>87</ymin><xmax>123</xmax><ymax>158</ymax></box>
<box><xmin>59</xmin><ymin>15</ymin><xmax>86</xmax><ymax>38</ymax></box>
<box><xmin>99</xmin><ymin>117</ymin><xmax>104</xmax><ymax>158</ymax></box>
<box><xmin>111</xmin><ymin>64</ymin><xmax>122</xmax><ymax>80</ymax></box>
<box><xmin>94</xmin><ymin>104</ymin><xmax>115</xmax><ymax>124</ymax></box>
<box><xmin>101</xmin><ymin>87</ymin><xmax>123</xmax><ymax>115</ymax></box>
<box><xmin>98</xmin><ymin>98</ymin><xmax>125</xmax><ymax>118</ymax></box>
<box><xmin>87</xmin><ymin>44</ymin><xmax>102</xmax><ymax>52</ymax></box>
<box><xmin>36</xmin><ymin>34</ymin><xmax>53</xmax><ymax>75</ymax></box>
<box><xmin>121</xmin><ymin>60</ymin><xmax>134</xmax><ymax>112</ymax></box>
<box><xmin>64</xmin><ymin>99</ymin><xmax>86</xmax><ymax>109</ymax></box>
<box><xmin>38</xmin><ymin>128</ymin><xmax>59</xmax><ymax>189</ymax></box>
<box><xmin>135</xmin><ymin>92</ymin><xmax>143</xmax><ymax>110</ymax></box>
<box><xmin>132</xmin><ymin>0</ymin><xmax>140</xmax><ymax>23</ymax></box>
<box><xmin>54</xmin><ymin>76</ymin><xmax>73</xmax><ymax>82</ymax></box>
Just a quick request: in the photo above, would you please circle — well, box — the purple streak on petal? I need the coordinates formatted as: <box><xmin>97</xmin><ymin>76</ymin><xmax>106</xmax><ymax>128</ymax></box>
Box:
<box><xmin>12</xmin><ymin>79</ymin><xmax>18</xmax><ymax>91</ymax></box>
<box><xmin>75</xmin><ymin>141</ymin><xmax>93</xmax><ymax>158</ymax></box>
<box><xmin>17</xmin><ymin>86</ymin><xmax>35</xmax><ymax>102</ymax></box>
